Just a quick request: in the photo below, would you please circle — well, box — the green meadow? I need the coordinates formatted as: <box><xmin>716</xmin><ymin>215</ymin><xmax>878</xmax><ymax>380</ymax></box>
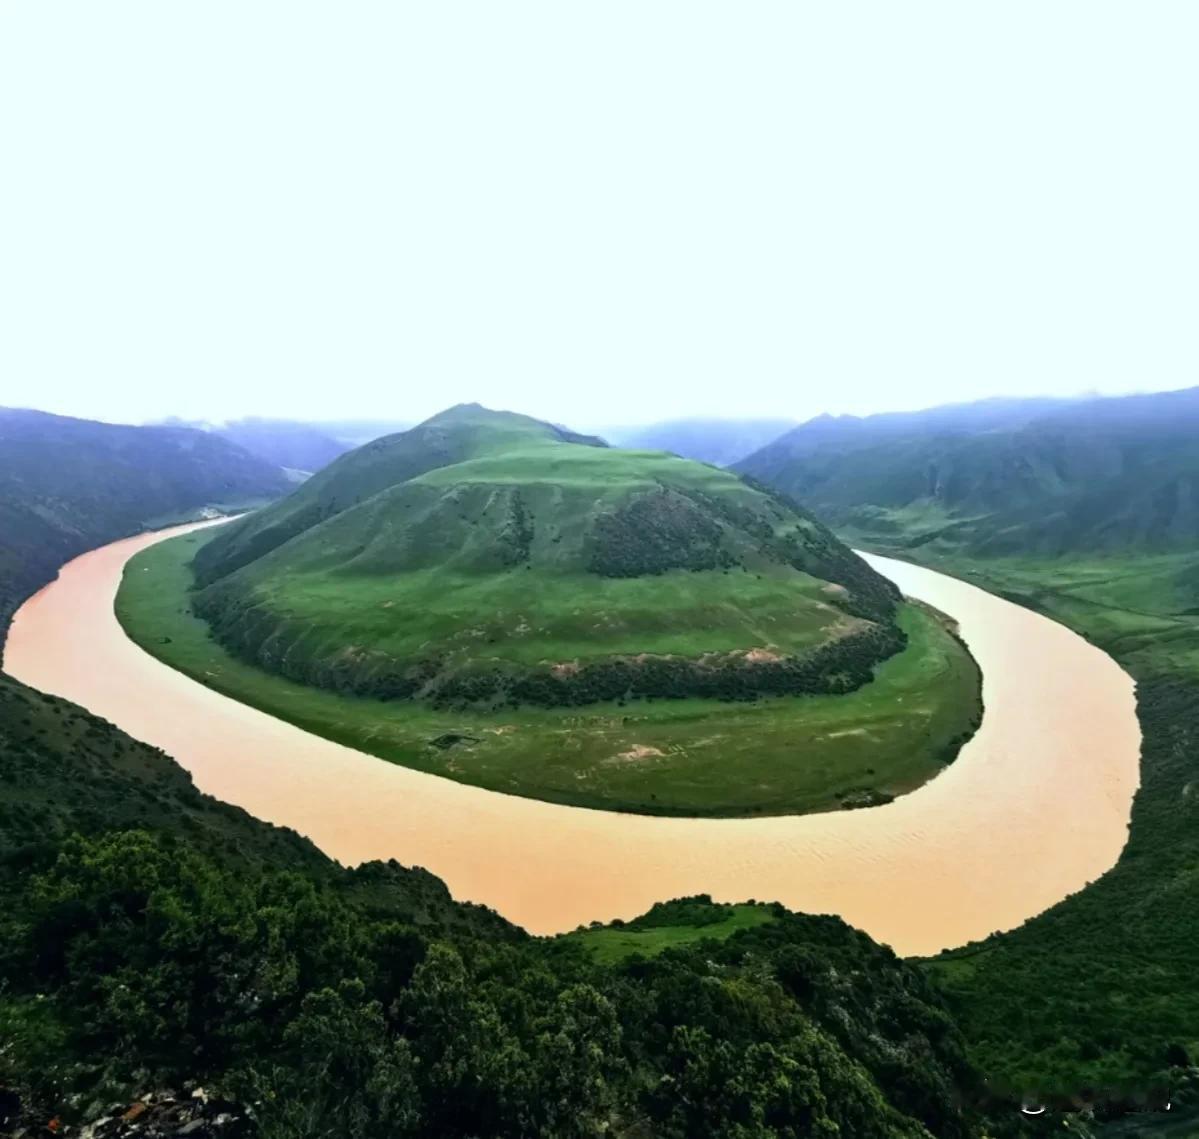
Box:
<box><xmin>563</xmin><ymin>902</ymin><xmax>779</xmax><ymax>964</ymax></box>
<box><xmin>117</xmin><ymin>528</ymin><xmax>982</xmax><ymax>817</ymax></box>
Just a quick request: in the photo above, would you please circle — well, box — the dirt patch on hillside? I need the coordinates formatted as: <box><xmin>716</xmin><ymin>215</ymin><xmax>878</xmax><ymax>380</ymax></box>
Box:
<box><xmin>610</xmin><ymin>744</ymin><xmax>665</xmax><ymax>764</ymax></box>
<box><xmin>743</xmin><ymin>647</ymin><xmax>783</xmax><ymax>663</ymax></box>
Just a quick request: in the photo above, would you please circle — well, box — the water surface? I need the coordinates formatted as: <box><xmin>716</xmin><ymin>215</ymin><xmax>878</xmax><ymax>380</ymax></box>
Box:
<box><xmin>4</xmin><ymin>522</ymin><xmax>1141</xmax><ymax>955</ymax></box>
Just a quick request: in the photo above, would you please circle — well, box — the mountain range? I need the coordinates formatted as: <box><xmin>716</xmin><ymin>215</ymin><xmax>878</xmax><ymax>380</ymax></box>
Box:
<box><xmin>736</xmin><ymin>387</ymin><xmax>1199</xmax><ymax>556</ymax></box>
<box><xmin>600</xmin><ymin>417</ymin><xmax>796</xmax><ymax>466</ymax></box>
<box><xmin>0</xmin><ymin>408</ymin><xmax>291</xmax><ymax>642</ymax></box>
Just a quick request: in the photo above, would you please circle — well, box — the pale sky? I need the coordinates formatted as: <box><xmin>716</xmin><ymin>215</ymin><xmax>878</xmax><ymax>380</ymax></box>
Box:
<box><xmin>2</xmin><ymin>3</ymin><xmax>1196</xmax><ymax>430</ymax></box>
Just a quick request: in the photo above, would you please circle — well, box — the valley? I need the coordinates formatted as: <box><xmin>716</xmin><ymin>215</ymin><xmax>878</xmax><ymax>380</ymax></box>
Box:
<box><xmin>5</xmin><ymin>515</ymin><xmax>1138</xmax><ymax>956</ymax></box>
<box><xmin>2</xmin><ymin>394</ymin><xmax>1190</xmax><ymax>1132</ymax></box>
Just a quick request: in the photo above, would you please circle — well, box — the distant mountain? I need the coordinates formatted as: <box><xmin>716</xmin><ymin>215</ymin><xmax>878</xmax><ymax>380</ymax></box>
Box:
<box><xmin>736</xmin><ymin>388</ymin><xmax>1199</xmax><ymax>555</ymax></box>
<box><xmin>194</xmin><ymin>403</ymin><xmax>900</xmax><ymax>708</ymax></box>
<box><xmin>212</xmin><ymin>417</ymin><xmax>351</xmax><ymax>472</ymax></box>
<box><xmin>160</xmin><ymin>416</ymin><xmax>352</xmax><ymax>473</ymax></box>
<box><xmin>601</xmin><ymin>418</ymin><xmax>797</xmax><ymax>466</ymax></box>
<box><xmin>0</xmin><ymin>408</ymin><xmax>290</xmax><ymax>641</ymax></box>
<box><xmin>309</xmin><ymin>417</ymin><xmax>412</xmax><ymax>447</ymax></box>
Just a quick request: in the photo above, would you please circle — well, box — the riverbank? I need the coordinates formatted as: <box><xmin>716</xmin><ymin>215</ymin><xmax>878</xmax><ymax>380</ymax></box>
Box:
<box><xmin>3</xmin><ymin>522</ymin><xmax>1140</xmax><ymax>955</ymax></box>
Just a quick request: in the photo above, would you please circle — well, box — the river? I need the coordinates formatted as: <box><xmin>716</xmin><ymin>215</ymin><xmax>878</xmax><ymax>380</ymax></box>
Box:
<box><xmin>3</xmin><ymin>521</ymin><xmax>1141</xmax><ymax>955</ymax></box>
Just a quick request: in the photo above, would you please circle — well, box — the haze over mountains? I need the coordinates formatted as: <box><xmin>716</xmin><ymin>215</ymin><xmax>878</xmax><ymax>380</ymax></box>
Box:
<box><xmin>737</xmin><ymin>386</ymin><xmax>1199</xmax><ymax>556</ymax></box>
<box><xmin>599</xmin><ymin>418</ymin><xmax>797</xmax><ymax>467</ymax></box>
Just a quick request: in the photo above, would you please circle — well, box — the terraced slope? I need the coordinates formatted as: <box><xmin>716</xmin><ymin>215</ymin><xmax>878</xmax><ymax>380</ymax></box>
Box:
<box><xmin>191</xmin><ymin>404</ymin><xmax>903</xmax><ymax>710</ymax></box>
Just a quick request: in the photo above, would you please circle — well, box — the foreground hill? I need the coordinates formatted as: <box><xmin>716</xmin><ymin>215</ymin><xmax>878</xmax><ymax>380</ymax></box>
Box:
<box><xmin>192</xmin><ymin>404</ymin><xmax>902</xmax><ymax>710</ymax></box>
<box><xmin>736</xmin><ymin>388</ymin><xmax>1199</xmax><ymax>556</ymax></box>
<box><xmin>0</xmin><ymin>408</ymin><xmax>290</xmax><ymax>643</ymax></box>
<box><xmin>602</xmin><ymin>416</ymin><xmax>796</xmax><ymax>466</ymax></box>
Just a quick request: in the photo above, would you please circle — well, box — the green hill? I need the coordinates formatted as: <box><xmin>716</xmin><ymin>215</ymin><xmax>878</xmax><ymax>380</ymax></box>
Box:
<box><xmin>191</xmin><ymin>404</ymin><xmax>903</xmax><ymax>710</ymax></box>
<box><xmin>0</xmin><ymin>408</ymin><xmax>291</xmax><ymax>645</ymax></box>
<box><xmin>193</xmin><ymin>404</ymin><xmax>607</xmax><ymax>587</ymax></box>
<box><xmin>735</xmin><ymin>388</ymin><xmax>1199</xmax><ymax>557</ymax></box>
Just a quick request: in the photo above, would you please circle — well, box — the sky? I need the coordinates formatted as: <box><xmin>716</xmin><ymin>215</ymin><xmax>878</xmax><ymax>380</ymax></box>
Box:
<box><xmin>2</xmin><ymin>3</ymin><xmax>1197</xmax><ymax>431</ymax></box>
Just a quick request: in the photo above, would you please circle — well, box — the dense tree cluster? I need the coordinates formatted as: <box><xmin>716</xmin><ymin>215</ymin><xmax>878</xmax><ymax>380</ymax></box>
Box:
<box><xmin>498</xmin><ymin>490</ymin><xmax>535</xmax><ymax>566</ymax></box>
<box><xmin>585</xmin><ymin>486</ymin><xmax>735</xmax><ymax>576</ymax></box>
<box><xmin>584</xmin><ymin>478</ymin><xmax>900</xmax><ymax>628</ymax></box>
<box><xmin>0</xmin><ymin>828</ymin><xmax>982</xmax><ymax>1138</ymax></box>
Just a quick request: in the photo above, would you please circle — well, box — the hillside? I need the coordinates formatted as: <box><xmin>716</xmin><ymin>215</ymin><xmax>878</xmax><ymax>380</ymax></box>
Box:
<box><xmin>1</xmin><ymin>664</ymin><xmax>983</xmax><ymax>1135</ymax></box>
<box><xmin>0</xmin><ymin>408</ymin><xmax>290</xmax><ymax>644</ymax></box>
<box><xmin>736</xmin><ymin>389</ymin><xmax>1199</xmax><ymax>557</ymax></box>
<box><xmin>193</xmin><ymin>404</ymin><xmax>607</xmax><ymax>586</ymax></box>
<box><xmin>602</xmin><ymin>416</ymin><xmax>796</xmax><ymax>466</ymax></box>
<box><xmin>191</xmin><ymin>404</ymin><xmax>903</xmax><ymax>711</ymax></box>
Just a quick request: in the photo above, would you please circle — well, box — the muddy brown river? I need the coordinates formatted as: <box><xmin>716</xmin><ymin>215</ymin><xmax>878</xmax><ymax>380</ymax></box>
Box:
<box><xmin>3</xmin><ymin>520</ymin><xmax>1141</xmax><ymax>955</ymax></box>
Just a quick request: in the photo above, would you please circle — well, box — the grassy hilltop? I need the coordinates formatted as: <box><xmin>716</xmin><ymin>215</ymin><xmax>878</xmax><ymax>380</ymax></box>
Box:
<box><xmin>119</xmin><ymin>404</ymin><xmax>981</xmax><ymax>816</ymax></box>
<box><xmin>190</xmin><ymin>404</ymin><xmax>903</xmax><ymax>710</ymax></box>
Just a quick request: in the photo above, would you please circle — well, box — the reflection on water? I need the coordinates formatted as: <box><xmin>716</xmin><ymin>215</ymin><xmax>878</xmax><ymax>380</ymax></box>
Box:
<box><xmin>3</xmin><ymin>522</ymin><xmax>1141</xmax><ymax>955</ymax></box>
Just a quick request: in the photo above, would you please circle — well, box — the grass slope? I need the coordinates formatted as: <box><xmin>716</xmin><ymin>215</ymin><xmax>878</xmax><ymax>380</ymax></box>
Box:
<box><xmin>192</xmin><ymin>404</ymin><xmax>607</xmax><ymax>586</ymax></box>
<box><xmin>564</xmin><ymin>898</ymin><xmax>779</xmax><ymax>964</ymax></box>
<box><xmin>738</xmin><ymin>392</ymin><xmax>1199</xmax><ymax>1105</ymax></box>
<box><xmin>118</xmin><ymin>526</ymin><xmax>980</xmax><ymax>816</ymax></box>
